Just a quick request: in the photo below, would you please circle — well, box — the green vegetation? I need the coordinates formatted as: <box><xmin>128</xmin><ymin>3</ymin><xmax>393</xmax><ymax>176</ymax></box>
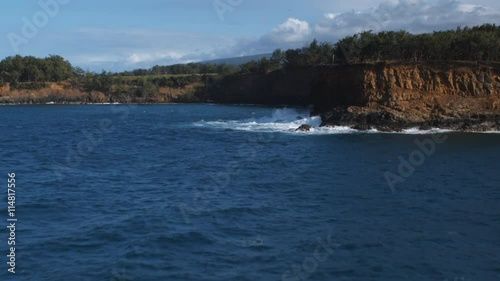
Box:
<box><xmin>0</xmin><ymin>56</ymin><xmax>238</xmax><ymax>102</ymax></box>
<box><xmin>0</xmin><ymin>55</ymin><xmax>237</xmax><ymax>88</ymax></box>
<box><xmin>0</xmin><ymin>55</ymin><xmax>73</xmax><ymax>84</ymax></box>
<box><xmin>333</xmin><ymin>24</ymin><xmax>500</xmax><ymax>64</ymax></box>
<box><xmin>237</xmin><ymin>23</ymin><xmax>500</xmax><ymax>74</ymax></box>
<box><xmin>121</xmin><ymin>63</ymin><xmax>238</xmax><ymax>76</ymax></box>
<box><xmin>0</xmin><ymin>24</ymin><xmax>497</xmax><ymax>103</ymax></box>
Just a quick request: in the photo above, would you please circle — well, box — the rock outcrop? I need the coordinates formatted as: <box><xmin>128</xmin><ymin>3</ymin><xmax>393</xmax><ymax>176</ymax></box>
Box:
<box><xmin>208</xmin><ymin>62</ymin><xmax>500</xmax><ymax>132</ymax></box>
<box><xmin>296</xmin><ymin>124</ymin><xmax>313</xmax><ymax>131</ymax></box>
<box><xmin>314</xmin><ymin>62</ymin><xmax>500</xmax><ymax>131</ymax></box>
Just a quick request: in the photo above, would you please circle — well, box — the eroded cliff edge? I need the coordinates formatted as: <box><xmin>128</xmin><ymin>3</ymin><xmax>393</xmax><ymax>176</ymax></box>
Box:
<box><xmin>209</xmin><ymin>62</ymin><xmax>500</xmax><ymax>131</ymax></box>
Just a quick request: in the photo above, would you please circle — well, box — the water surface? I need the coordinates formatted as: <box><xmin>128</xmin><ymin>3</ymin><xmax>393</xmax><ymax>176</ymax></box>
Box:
<box><xmin>0</xmin><ymin>104</ymin><xmax>498</xmax><ymax>281</ymax></box>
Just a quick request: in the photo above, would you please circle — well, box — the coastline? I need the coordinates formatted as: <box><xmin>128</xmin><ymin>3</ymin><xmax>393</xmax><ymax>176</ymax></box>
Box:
<box><xmin>1</xmin><ymin>61</ymin><xmax>499</xmax><ymax>133</ymax></box>
<box><xmin>2</xmin><ymin>102</ymin><xmax>498</xmax><ymax>134</ymax></box>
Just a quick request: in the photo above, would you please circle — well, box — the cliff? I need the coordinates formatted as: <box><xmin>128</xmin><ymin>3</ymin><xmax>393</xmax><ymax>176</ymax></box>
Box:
<box><xmin>3</xmin><ymin>62</ymin><xmax>499</xmax><ymax>131</ymax></box>
<box><xmin>209</xmin><ymin>62</ymin><xmax>500</xmax><ymax>131</ymax></box>
<box><xmin>208</xmin><ymin>69</ymin><xmax>314</xmax><ymax>105</ymax></box>
<box><xmin>0</xmin><ymin>81</ymin><xmax>204</xmax><ymax>104</ymax></box>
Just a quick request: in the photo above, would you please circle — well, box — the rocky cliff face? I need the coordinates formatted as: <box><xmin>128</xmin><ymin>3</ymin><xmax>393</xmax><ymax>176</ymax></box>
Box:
<box><xmin>209</xmin><ymin>68</ymin><xmax>314</xmax><ymax>105</ymax></box>
<box><xmin>210</xmin><ymin>62</ymin><xmax>500</xmax><ymax>131</ymax></box>
<box><xmin>316</xmin><ymin>62</ymin><xmax>500</xmax><ymax>131</ymax></box>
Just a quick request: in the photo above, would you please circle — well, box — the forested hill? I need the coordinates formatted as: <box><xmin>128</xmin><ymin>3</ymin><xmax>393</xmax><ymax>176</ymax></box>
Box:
<box><xmin>0</xmin><ymin>24</ymin><xmax>498</xmax><ymax>104</ymax></box>
<box><xmin>334</xmin><ymin>24</ymin><xmax>500</xmax><ymax>63</ymax></box>
<box><xmin>0</xmin><ymin>56</ymin><xmax>239</xmax><ymax>102</ymax></box>
<box><xmin>235</xmin><ymin>23</ymin><xmax>500</xmax><ymax>74</ymax></box>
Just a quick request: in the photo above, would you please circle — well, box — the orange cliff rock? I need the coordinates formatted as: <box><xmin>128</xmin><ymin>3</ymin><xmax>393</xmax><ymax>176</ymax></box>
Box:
<box><xmin>315</xmin><ymin>62</ymin><xmax>499</xmax><ymax>131</ymax></box>
<box><xmin>209</xmin><ymin>61</ymin><xmax>500</xmax><ymax>131</ymax></box>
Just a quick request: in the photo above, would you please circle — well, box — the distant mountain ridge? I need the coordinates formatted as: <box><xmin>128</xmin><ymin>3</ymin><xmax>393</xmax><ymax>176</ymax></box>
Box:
<box><xmin>199</xmin><ymin>53</ymin><xmax>272</xmax><ymax>65</ymax></box>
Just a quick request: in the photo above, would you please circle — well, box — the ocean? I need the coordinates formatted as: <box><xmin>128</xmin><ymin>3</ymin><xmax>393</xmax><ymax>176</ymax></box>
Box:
<box><xmin>0</xmin><ymin>104</ymin><xmax>498</xmax><ymax>281</ymax></box>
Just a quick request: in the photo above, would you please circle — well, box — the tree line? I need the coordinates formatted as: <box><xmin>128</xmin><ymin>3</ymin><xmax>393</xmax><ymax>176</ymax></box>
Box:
<box><xmin>333</xmin><ymin>24</ymin><xmax>500</xmax><ymax>64</ymax></box>
<box><xmin>77</xmin><ymin>71</ymin><xmax>205</xmax><ymax>99</ymax></box>
<box><xmin>238</xmin><ymin>23</ymin><xmax>500</xmax><ymax>74</ymax></box>
<box><xmin>0</xmin><ymin>55</ymin><xmax>73</xmax><ymax>87</ymax></box>
<box><xmin>0</xmin><ymin>55</ymin><xmax>237</xmax><ymax>92</ymax></box>
<box><xmin>1</xmin><ymin>24</ymin><xmax>498</xmax><ymax>89</ymax></box>
<box><xmin>0</xmin><ymin>56</ymin><xmax>238</xmax><ymax>85</ymax></box>
<box><xmin>122</xmin><ymin>63</ymin><xmax>238</xmax><ymax>76</ymax></box>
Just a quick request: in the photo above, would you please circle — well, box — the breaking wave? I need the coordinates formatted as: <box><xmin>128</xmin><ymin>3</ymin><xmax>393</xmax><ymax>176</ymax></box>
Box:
<box><xmin>193</xmin><ymin>107</ymin><xmax>498</xmax><ymax>135</ymax></box>
<box><xmin>193</xmin><ymin>107</ymin><xmax>325</xmax><ymax>134</ymax></box>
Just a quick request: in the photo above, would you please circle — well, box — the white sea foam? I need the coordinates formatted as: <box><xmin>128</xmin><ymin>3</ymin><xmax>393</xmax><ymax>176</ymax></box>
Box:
<box><xmin>194</xmin><ymin>107</ymin><xmax>362</xmax><ymax>134</ymax></box>
<box><xmin>398</xmin><ymin>127</ymin><xmax>454</xmax><ymax>135</ymax></box>
<box><xmin>194</xmin><ymin>108</ymin><xmax>325</xmax><ymax>134</ymax></box>
<box><xmin>193</xmin><ymin>107</ymin><xmax>499</xmax><ymax>135</ymax></box>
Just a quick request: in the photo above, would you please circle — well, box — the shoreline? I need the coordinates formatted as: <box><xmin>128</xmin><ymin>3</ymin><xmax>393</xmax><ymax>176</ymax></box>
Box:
<box><xmin>1</xmin><ymin>101</ymin><xmax>498</xmax><ymax>134</ymax></box>
<box><xmin>2</xmin><ymin>61</ymin><xmax>499</xmax><ymax>134</ymax></box>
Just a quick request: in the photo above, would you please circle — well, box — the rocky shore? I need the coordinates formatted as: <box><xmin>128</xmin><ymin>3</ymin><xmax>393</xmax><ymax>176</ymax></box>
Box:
<box><xmin>207</xmin><ymin>61</ymin><xmax>500</xmax><ymax>132</ymax></box>
<box><xmin>314</xmin><ymin>62</ymin><xmax>500</xmax><ymax>132</ymax></box>
<box><xmin>319</xmin><ymin>105</ymin><xmax>499</xmax><ymax>132</ymax></box>
<box><xmin>2</xmin><ymin>61</ymin><xmax>499</xmax><ymax>132</ymax></box>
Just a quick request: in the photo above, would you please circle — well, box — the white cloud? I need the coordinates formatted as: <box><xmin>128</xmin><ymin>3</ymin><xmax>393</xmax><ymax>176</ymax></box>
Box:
<box><xmin>313</xmin><ymin>0</ymin><xmax>500</xmax><ymax>38</ymax></box>
<box><xmin>58</xmin><ymin>28</ymin><xmax>236</xmax><ymax>70</ymax></box>
<box><xmin>55</xmin><ymin>0</ymin><xmax>500</xmax><ymax>71</ymax></box>
<box><xmin>125</xmin><ymin>52</ymin><xmax>185</xmax><ymax>65</ymax></box>
<box><xmin>225</xmin><ymin>0</ymin><xmax>500</xmax><ymax>63</ymax></box>
<box><xmin>267</xmin><ymin>18</ymin><xmax>311</xmax><ymax>43</ymax></box>
<box><xmin>71</xmin><ymin>55</ymin><xmax>122</xmax><ymax>64</ymax></box>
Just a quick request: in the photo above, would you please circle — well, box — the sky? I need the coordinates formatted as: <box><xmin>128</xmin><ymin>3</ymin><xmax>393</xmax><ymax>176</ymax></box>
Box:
<box><xmin>1</xmin><ymin>0</ymin><xmax>499</xmax><ymax>71</ymax></box>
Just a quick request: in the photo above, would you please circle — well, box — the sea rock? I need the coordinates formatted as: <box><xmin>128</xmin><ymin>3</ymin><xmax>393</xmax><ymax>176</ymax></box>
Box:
<box><xmin>314</xmin><ymin>62</ymin><xmax>500</xmax><ymax>132</ymax></box>
<box><xmin>296</xmin><ymin>124</ymin><xmax>313</xmax><ymax>131</ymax></box>
<box><xmin>204</xmin><ymin>61</ymin><xmax>500</xmax><ymax>132</ymax></box>
<box><xmin>352</xmin><ymin>124</ymin><xmax>371</xmax><ymax>131</ymax></box>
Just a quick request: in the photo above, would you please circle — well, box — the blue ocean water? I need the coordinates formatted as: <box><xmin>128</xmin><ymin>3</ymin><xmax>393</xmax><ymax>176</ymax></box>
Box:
<box><xmin>0</xmin><ymin>104</ymin><xmax>499</xmax><ymax>281</ymax></box>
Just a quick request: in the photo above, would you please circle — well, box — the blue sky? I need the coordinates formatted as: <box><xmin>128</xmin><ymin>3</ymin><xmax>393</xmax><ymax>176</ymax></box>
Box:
<box><xmin>1</xmin><ymin>0</ymin><xmax>499</xmax><ymax>71</ymax></box>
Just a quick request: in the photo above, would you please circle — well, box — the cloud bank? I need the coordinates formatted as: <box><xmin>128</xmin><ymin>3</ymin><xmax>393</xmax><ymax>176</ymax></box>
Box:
<box><xmin>63</xmin><ymin>0</ymin><xmax>500</xmax><ymax>71</ymax></box>
<box><xmin>234</xmin><ymin>0</ymin><xmax>500</xmax><ymax>55</ymax></box>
